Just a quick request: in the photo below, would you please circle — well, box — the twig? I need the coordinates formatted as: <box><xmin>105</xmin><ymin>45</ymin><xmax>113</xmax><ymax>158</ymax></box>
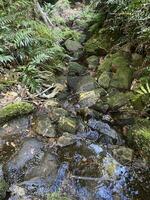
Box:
<box><xmin>34</xmin><ymin>84</ymin><xmax>55</xmax><ymax>97</ymax></box>
<box><xmin>70</xmin><ymin>175</ymin><xmax>109</xmax><ymax>182</ymax></box>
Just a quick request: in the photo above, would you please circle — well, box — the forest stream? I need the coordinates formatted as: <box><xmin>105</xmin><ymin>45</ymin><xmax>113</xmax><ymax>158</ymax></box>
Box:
<box><xmin>0</xmin><ymin>1</ymin><xmax>150</xmax><ymax>200</ymax></box>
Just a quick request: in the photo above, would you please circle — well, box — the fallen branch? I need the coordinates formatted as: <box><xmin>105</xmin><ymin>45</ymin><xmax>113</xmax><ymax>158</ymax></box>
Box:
<box><xmin>34</xmin><ymin>0</ymin><xmax>54</xmax><ymax>28</ymax></box>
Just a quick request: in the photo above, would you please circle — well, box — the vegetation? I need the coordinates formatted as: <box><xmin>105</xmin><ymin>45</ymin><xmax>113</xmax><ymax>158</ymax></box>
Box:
<box><xmin>47</xmin><ymin>192</ymin><xmax>70</xmax><ymax>200</ymax></box>
<box><xmin>0</xmin><ymin>102</ymin><xmax>34</xmax><ymax>124</ymax></box>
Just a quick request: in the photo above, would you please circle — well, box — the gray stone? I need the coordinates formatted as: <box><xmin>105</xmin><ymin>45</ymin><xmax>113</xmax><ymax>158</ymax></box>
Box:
<box><xmin>88</xmin><ymin>118</ymin><xmax>121</xmax><ymax>142</ymax></box>
<box><xmin>65</xmin><ymin>39</ymin><xmax>82</xmax><ymax>52</ymax></box>
<box><xmin>34</xmin><ymin>115</ymin><xmax>57</xmax><ymax>137</ymax></box>
<box><xmin>56</xmin><ymin>132</ymin><xmax>76</xmax><ymax>147</ymax></box>
<box><xmin>68</xmin><ymin>62</ymin><xmax>85</xmax><ymax>75</ymax></box>
<box><xmin>76</xmin><ymin>75</ymin><xmax>96</xmax><ymax>92</ymax></box>
<box><xmin>87</xmin><ymin>55</ymin><xmax>99</xmax><ymax>70</ymax></box>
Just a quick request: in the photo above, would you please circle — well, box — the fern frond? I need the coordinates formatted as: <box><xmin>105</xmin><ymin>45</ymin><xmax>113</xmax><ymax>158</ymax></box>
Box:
<box><xmin>14</xmin><ymin>29</ymin><xmax>34</xmax><ymax>48</ymax></box>
<box><xmin>0</xmin><ymin>55</ymin><xmax>14</xmax><ymax>65</ymax></box>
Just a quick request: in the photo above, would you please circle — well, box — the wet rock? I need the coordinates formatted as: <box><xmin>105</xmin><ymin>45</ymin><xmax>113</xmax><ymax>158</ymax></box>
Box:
<box><xmin>76</xmin><ymin>75</ymin><xmax>96</xmax><ymax>92</ymax></box>
<box><xmin>98</xmin><ymin>71</ymin><xmax>111</xmax><ymax>88</ymax></box>
<box><xmin>107</xmin><ymin>92</ymin><xmax>131</xmax><ymax>109</ymax></box>
<box><xmin>5</xmin><ymin>138</ymin><xmax>44</xmax><ymax>184</ymax></box>
<box><xmin>34</xmin><ymin>115</ymin><xmax>57</xmax><ymax>137</ymax></box>
<box><xmin>65</xmin><ymin>39</ymin><xmax>82</xmax><ymax>52</ymax></box>
<box><xmin>112</xmin><ymin>146</ymin><xmax>133</xmax><ymax>164</ymax></box>
<box><xmin>56</xmin><ymin>132</ymin><xmax>76</xmax><ymax>147</ymax></box>
<box><xmin>77</xmin><ymin>130</ymin><xmax>99</xmax><ymax>141</ymax></box>
<box><xmin>24</xmin><ymin>152</ymin><xmax>58</xmax><ymax>181</ymax></box>
<box><xmin>86</xmin><ymin>55</ymin><xmax>99</xmax><ymax>70</ymax></box>
<box><xmin>68</xmin><ymin>62</ymin><xmax>85</xmax><ymax>75</ymax></box>
<box><xmin>50</xmin><ymin>162</ymin><xmax>69</xmax><ymax>192</ymax></box>
<box><xmin>0</xmin><ymin>165</ymin><xmax>8</xmax><ymax>199</ymax></box>
<box><xmin>57</xmin><ymin>116</ymin><xmax>77</xmax><ymax>134</ymax></box>
<box><xmin>79</xmin><ymin>90</ymin><xmax>99</xmax><ymax>108</ymax></box>
<box><xmin>9</xmin><ymin>180</ymin><xmax>47</xmax><ymax>200</ymax></box>
<box><xmin>88</xmin><ymin>144</ymin><xmax>103</xmax><ymax>155</ymax></box>
<box><xmin>95</xmin><ymin>186</ymin><xmax>113</xmax><ymax>200</ymax></box>
<box><xmin>67</xmin><ymin>76</ymin><xmax>80</xmax><ymax>90</ymax></box>
<box><xmin>88</xmin><ymin>119</ymin><xmax>121</xmax><ymax>142</ymax></box>
<box><xmin>92</xmin><ymin>100</ymin><xmax>109</xmax><ymax>113</ymax></box>
<box><xmin>0</xmin><ymin>102</ymin><xmax>34</xmax><ymax>124</ymax></box>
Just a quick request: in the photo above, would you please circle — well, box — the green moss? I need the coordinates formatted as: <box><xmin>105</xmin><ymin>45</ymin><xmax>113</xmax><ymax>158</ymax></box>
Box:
<box><xmin>0</xmin><ymin>102</ymin><xmax>34</xmax><ymax>124</ymax></box>
<box><xmin>128</xmin><ymin>119</ymin><xmax>150</xmax><ymax>163</ymax></box>
<box><xmin>110</xmin><ymin>66</ymin><xmax>133</xmax><ymax>89</ymax></box>
<box><xmin>58</xmin><ymin>116</ymin><xmax>77</xmax><ymax>134</ymax></box>
<box><xmin>47</xmin><ymin>192</ymin><xmax>70</xmax><ymax>200</ymax></box>
<box><xmin>0</xmin><ymin>80</ymin><xmax>16</xmax><ymax>92</ymax></box>
<box><xmin>0</xmin><ymin>179</ymin><xmax>8</xmax><ymax>199</ymax></box>
<box><xmin>107</xmin><ymin>92</ymin><xmax>132</xmax><ymax>109</ymax></box>
<box><xmin>111</xmin><ymin>55</ymin><xmax>129</xmax><ymax>68</ymax></box>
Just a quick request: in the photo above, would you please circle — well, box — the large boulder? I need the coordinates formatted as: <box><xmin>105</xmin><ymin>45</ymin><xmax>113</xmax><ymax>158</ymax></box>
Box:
<box><xmin>65</xmin><ymin>39</ymin><xmax>82</xmax><ymax>52</ymax></box>
<box><xmin>98</xmin><ymin>53</ymin><xmax>133</xmax><ymax>90</ymax></box>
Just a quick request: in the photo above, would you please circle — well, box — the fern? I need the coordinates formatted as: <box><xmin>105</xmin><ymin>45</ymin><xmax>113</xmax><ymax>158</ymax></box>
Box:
<box><xmin>13</xmin><ymin>29</ymin><xmax>34</xmax><ymax>48</ymax></box>
<box><xmin>136</xmin><ymin>82</ymin><xmax>150</xmax><ymax>95</ymax></box>
<box><xmin>0</xmin><ymin>55</ymin><xmax>14</xmax><ymax>65</ymax></box>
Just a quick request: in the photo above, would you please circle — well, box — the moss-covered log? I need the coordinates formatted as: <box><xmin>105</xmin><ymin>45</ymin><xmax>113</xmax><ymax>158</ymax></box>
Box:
<box><xmin>0</xmin><ymin>102</ymin><xmax>34</xmax><ymax>124</ymax></box>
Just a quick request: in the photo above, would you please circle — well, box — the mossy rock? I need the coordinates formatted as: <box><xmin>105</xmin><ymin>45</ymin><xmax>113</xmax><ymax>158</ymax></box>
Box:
<box><xmin>98</xmin><ymin>53</ymin><xmax>133</xmax><ymax>89</ymax></box>
<box><xmin>86</xmin><ymin>55</ymin><xmax>99</xmax><ymax>70</ymax></box>
<box><xmin>68</xmin><ymin>62</ymin><xmax>85</xmax><ymax>75</ymax></box>
<box><xmin>85</xmin><ymin>33</ymin><xmax>111</xmax><ymax>53</ymax></box>
<box><xmin>79</xmin><ymin>90</ymin><xmax>100</xmax><ymax>108</ymax></box>
<box><xmin>128</xmin><ymin>119</ymin><xmax>150</xmax><ymax>163</ymax></box>
<box><xmin>0</xmin><ymin>165</ymin><xmax>8</xmax><ymax>199</ymax></box>
<box><xmin>0</xmin><ymin>102</ymin><xmax>34</xmax><ymax>124</ymax></box>
<box><xmin>98</xmin><ymin>71</ymin><xmax>111</xmax><ymax>88</ymax></box>
<box><xmin>0</xmin><ymin>178</ymin><xmax>8</xmax><ymax>199</ymax></box>
<box><xmin>57</xmin><ymin>116</ymin><xmax>77</xmax><ymax>134</ymax></box>
<box><xmin>47</xmin><ymin>192</ymin><xmax>70</xmax><ymax>200</ymax></box>
<box><xmin>110</xmin><ymin>66</ymin><xmax>133</xmax><ymax>89</ymax></box>
<box><xmin>107</xmin><ymin>92</ymin><xmax>132</xmax><ymax>109</ymax></box>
